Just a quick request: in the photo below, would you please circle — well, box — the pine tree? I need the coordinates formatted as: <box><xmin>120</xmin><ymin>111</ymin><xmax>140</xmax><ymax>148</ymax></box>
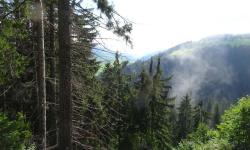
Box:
<box><xmin>212</xmin><ymin>103</ymin><xmax>220</xmax><ymax>128</ymax></box>
<box><xmin>134</xmin><ymin>67</ymin><xmax>152</xmax><ymax>133</ymax></box>
<box><xmin>0</xmin><ymin>0</ymin><xmax>30</xmax><ymax>112</ymax></box>
<box><xmin>70</xmin><ymin>5</ymin><xmax>103</xmax><ymax>148</ymax></box>
<box><xmin>193</xmin><ymin>101</ymin><xmax>210</xmax><ymax>130</ymax></box>
<box><xmin>148</xmin><ymin>57</ymin><xmax>174</xmax><ymax>149</ymax></box>
<box><xmin>0</xmin><ymin>0</ymin><xmax>133</xmax><ymax>149</ymax></box>
<box><xmin>34</xmin><ymin>0</ymin><xmax>46</xmax><ymax>148</ymax></box>
<box><xmin>176</xmin><ymin>94</ymin><xmax>193</xmax><ymax>142</ymax></box>
<box><xmin>101</xmin><ymin>52</ymin><xmax>134</xmax><ymax>149</ymax></box>
<box><xmin>169</xmin><ymin>108</ymin><xmax>178</xmax><ymax>145</ymax></box>
<box><xmin>45</xmin><ymin>0</ymin><xmax>57</xmax><ymax>147</ymax></box>
<box><xmin>206</xmin><ymin>99</ymin><xmax>213</xmax><ymax>113</ymax></box>
<box><xmin>58</xmin><ymin>0</ymin><xmax>72</xmax><ymax>149</ymax></box>
<box><xmin>129</xmin><ymin>57</ymin><xmax>174</xmax><ymax>149</ymax></box>
<box><xmin>149</xmin><ymin>57</ymin><xmax>153</xmax><ymax>76</ymax></box>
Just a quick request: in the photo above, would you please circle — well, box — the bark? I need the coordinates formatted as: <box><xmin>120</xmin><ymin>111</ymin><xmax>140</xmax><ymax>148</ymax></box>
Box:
<box><xmin>34</xmin><ymin>0</ymin><xmax>46</xmax><ymax>149</ymax></box>
<box><xmin>58</xmin><ymin>0</ymin><xmax>72</xmax><ymax>149</ymax></box>
<box><xmin>47</xmin><ymin>0</ymin><xmax>57</xmax><ymax>147</ymax></box>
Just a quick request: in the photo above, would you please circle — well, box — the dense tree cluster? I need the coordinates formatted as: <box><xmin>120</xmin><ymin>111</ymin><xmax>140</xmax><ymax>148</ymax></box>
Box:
<box><xmin>177</xmin><ymin>96</ymin><xmax>250</xmax><ymax>150</ymax></box>
<box><xmin>0</xmin><ymin>0</ymin><xmax>250</xmax><ymax>150</ymax></box>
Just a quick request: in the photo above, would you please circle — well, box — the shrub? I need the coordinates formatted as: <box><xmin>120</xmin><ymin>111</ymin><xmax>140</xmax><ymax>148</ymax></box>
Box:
<box><xmin>0</xmin><ymin>112</ymin><xmax>32</xmax><ymax>149</ymax></box>
<box><xmin>218</xmin><ymin>96</ymin><xmax>250</xmax><ymax>149</ymax></box>
<box><xmin>177</xmin><ymin>123</ymin><xmax>231</xmax><ymax>150</ymax></box>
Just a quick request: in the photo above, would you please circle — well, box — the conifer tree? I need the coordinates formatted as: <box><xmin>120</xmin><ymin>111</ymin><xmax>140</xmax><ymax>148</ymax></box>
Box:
<box><xmin>212</xmin><ymin>103</ymin><xmax>220</xmax><ymax>128</ymax></box>
<box><xmin>193</xmin><ymin>101</ymin><xmax>210</xmax><ymax>129</ymax></box>
<box><xmin>45</xmin><ymin>0</ymin><xmax>57</xmax><ymax>147</ymax></box>
<box><xmin>0</xmin><ymin>0</ymin><xmax>133</xmax><ymax>149</ymax></box>
<box><xmin>169</xmin><ymin>108</ymin><xmax>178</xmax><ymax>145</ymax></box>
<box><xmin>149</xmin><ymin>57</ymin><xmax>153</xmax><ymax>76</ymax></box>
<box><xmin>148</xmin><ymin>57</ymin><xmax>174</xmax><ymax>149</ymax></box>
<box><xmin>176</xmin><ymin>94</ymin><xmax>193</xmax><ymax>142</ymax></box>
<box><xmin>129</xmin><ymin>57</ymin><xmax>174</xmax><ymax>149</ymax></box>
<box><xmin>101</xmin><ymin>52</ymin><xmax>134</xmax><ymax>148</ymax></box>
<box><xmin>134</xmin><ymin>68</ymin><xmax>152</xmax><ymax>132</ymax></box>
<box><xmin>58</xmin><ymin>0</ymin><xmax>72</xmax><ymax>149</ymax></box>
<box><xmin>34</xmin><ymin>0</ymin><xmax>46</xmax><ymax>148</ymax></box>
<box><xmin>70</xmin><ymin>6</ymin><xmax>102</xmax><ymax>148</ymax></box>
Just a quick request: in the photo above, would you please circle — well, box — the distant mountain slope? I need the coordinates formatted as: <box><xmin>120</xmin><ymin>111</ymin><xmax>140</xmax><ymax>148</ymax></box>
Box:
<box><xmin>92</xmin><ymin>48</ymin><xmax>137</xmax><ymax>63</ymax></box>
<box><xmin>126</xmin><ymin>34</ymin><xmax>250</xmax><ymax>102</ymax></box>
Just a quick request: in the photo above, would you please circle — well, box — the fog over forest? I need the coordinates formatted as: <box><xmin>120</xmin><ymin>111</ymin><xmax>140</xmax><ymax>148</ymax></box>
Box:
<box><xmin>0</xmin><ymin>0</ymin><xmax>250</xmax><ymax>150</ymax></box>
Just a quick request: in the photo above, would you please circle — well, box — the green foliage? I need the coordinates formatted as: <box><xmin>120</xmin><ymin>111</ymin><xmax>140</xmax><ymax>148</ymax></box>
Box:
<box><xmin>70</xmin><ymin>9</ymin><xmax>106</xmax><ymax>147</ymax></box>
<box><xmin>1</xmin><ymin>0</ymin><xmax>133</xmax><ymax>149</ymax></box>
<box><xmin>125</xmin><ymin>58</ymin><xmax>174</xmax><ymax>149</ymax></box>
<box><xmin>188</xmin><ymin>123</ymin><xmax>211</xmax><ymax>143</ymax></box>
<box><xmin>177</xmin><ymin>138</ymin><xmax>232</xmax><ymax>150</ymax></box>
<box><xmin>192</xmin><ymin>101</ymin><xmax>210</xmax><ymax>129</ymax></box>
<box><xmin>177</xmin><ymin>123</ymin><xmax>232</xmax><ymax>150</ymax></box>
<box><xmin>3</xmin><ymin>0</ymin><xmax>250</xmax><ymax>149</ymax></box>
<box><xmin>100</xmin><ymin>53</ymin><xmax>135</xmax><ymax>148</ymax></box>
<box><xmin>0</xmin><ymin>0</ymin><xmax>30</xmax><ymax>84</ymax></box>
<box><xmin>176</xmin><ymin>96</ymin><xmax>250</xmax><ymax>150</ymax></box>
<box><xmin>176</xmin><ymin>94</ymin><xmax>193</xmax><ymax>142</ymax></box>
<box><xmin>0</xmin><ymin>112</ymin><xmax>32</xmax><ymax>150</ymax></box>
<box><xmin>218</xmin><ymin>96</ymin><xmax>250</xmax><ymax>149</ymax></box>
<box><xmin>211</xmin><ymin>103</ymin><xmax>220</xmax><ymax>128</ymax></box>
<box><xmin>0</xmin><ymin>20</ymin><xmax>28</xmax><ymax>84</ymax></box>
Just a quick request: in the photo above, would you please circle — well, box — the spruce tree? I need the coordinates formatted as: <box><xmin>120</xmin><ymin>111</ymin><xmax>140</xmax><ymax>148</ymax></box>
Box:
<box><xmin>101</xmin><ymin>52</ymin><xmax>134</xmax><ymax>149</ymax></box>
<box><xmin>34</xmin><ymin>0</ymin><xmax>46</xmax><ymax>148</ymax></box>
<box><xmin>45</xmin><ymin>0</ymin><xmax>57</xmax><ymax>147</ymax></box>
<box><xmin>193</xmin><ymin>101</ymin><xmax>210</xmax><ymax>130</ymax></box>
<box><xmin>176</xmin><ymin>94</ymin><xmax>193</xmax><ymax>142</ymax></box>
<box><xmin>149</xmin><ymin>57</ymin><xmax>174</xmax><ymax>149</ymax></box>
<box><xmin>130</xmin><ymin>57</ymin><xmax>174</xmax><ymax>149</ymax></box>
<box><xmin>212</xmin><ymin>103</ymin><xmax>220</xmax><ymax>128</ymax></box>
<box><xmin>58</xmin><ymin>0</ymin><xmax>72</xmax><ymax>149</ymax></box>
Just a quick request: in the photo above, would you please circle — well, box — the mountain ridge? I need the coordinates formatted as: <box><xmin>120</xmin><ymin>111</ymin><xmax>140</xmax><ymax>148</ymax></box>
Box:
<box><xmin>126</xmin><ymin>34</ymin><xmax>250</xmax><ymax>103</ymax></box>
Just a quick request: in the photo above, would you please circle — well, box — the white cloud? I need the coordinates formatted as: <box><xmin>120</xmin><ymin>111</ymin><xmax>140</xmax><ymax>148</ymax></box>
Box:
<box><xmin>96</xmin><ymin>0</ymin><xmax>250</xmax><ymax>57</ymax></box>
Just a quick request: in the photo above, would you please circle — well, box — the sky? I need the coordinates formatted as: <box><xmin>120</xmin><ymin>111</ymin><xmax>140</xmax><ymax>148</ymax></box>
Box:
<box><xmin>96</xmin><ymin>0</ymin><xmax>250</xmax><ymax>57</ymax></box>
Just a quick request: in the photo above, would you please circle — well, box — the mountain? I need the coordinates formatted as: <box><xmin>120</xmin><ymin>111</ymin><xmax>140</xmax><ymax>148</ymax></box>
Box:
<box><xmin>92</xmin><ymin>48</ymin><xmax>137</xmax><ymax>63</ymax></box>
<box><xmin>126</xmin><ymin>34</ymin><xmax>250</xmax><ymax>103</ymax></box>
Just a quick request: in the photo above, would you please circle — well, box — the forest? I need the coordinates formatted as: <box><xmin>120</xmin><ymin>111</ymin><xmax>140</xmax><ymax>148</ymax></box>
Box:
<box><xmin>0</xmin><ymin>0</ymin><xmax>250</xmax><ymax>150</ymax></box>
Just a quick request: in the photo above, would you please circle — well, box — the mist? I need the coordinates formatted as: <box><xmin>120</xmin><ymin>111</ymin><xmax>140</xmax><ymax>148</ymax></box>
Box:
<box><xmin>168</xmin><ymin>45</ymin><xmax>235</xmax><ymax>104</ymax></box>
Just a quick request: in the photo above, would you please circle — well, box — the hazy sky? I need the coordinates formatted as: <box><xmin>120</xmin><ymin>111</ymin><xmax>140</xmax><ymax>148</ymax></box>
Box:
<box><xmin>96</xmin><ymin>0</ymin><xmax>250</xmax><ymax>57</ymax></box>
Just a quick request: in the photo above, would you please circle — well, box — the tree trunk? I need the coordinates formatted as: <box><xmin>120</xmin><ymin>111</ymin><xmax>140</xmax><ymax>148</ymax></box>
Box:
<box><xmin>58</xmin><ymin>0</ymin><xmax>72</xmax><ymax>149</ymax></box>
<box><xmin>47</xmin><ymin>0</ymin><xmax>57</xmax><ymax>147</ymax></box>
<box><xmin>34</xmin><ymin>0</ymin><xmax>46</xmax><ymax>149</ymax></box>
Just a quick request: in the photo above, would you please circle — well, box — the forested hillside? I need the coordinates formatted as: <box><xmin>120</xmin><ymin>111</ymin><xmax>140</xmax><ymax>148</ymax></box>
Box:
<box><xmin>0</xmin><ymin>0</ymin><xmax>250</xmax><ymax>150</ymax></box>
<box><xmin>127</xmin><ymin>34</ymin><xmax>250</xmax><ymax>104</ymax></box>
